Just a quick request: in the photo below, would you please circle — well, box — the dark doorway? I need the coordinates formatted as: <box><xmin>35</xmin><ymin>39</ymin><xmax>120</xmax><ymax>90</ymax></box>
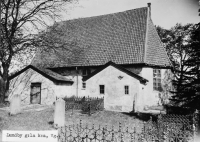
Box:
<box><xmin>30</xmin><ymin>83</ymin><xmax>41</xmax><ymax>104</ymax></box>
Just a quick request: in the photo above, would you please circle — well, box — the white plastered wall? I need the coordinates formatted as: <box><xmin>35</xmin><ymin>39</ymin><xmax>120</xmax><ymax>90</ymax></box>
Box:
<box><xmin>137</xmin><ymin>67</ymin><xmax>167</xmax><ymax>112</ymax></box>
<box><xmin>9</xmin><ymin>69</ymin><xmax>72</xmax><ymax>105</ymax></box>
<box><xmin>85</xmin><ymin>65</ymin><xmax>140</xmax><ymax>112</ymax></box>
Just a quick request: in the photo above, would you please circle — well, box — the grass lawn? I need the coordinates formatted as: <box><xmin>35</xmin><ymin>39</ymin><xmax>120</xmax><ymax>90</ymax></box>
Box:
<box><xmin>0</xmin><ymin>106</ymin><xmax>145</xmax><ymax>140</ymax></box>
<box><xmin>0</xmin><ymin>107</ymin><xmax>54</xmax><ymax>140</ymax></box>
<box><xmin>65</xmin><ymin>110</ymin><xmax>144</xmax><ymax>127</ymax></box>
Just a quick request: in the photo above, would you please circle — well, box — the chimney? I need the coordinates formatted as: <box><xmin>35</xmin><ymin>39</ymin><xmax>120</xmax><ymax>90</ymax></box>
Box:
<box><xmin>147</xmin><ymin>3</ymin><xmax>151</xmax><ymax>18</ymax></box>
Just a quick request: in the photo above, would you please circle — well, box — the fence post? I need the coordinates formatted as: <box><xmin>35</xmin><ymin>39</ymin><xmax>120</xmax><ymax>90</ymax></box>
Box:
<box><xmin>193</xmin><ymin>110</ymin><xmax>199</xmax><ymax>141</ymax></box>
<box><xmin>111</xmin><ymin>126</ymin><xmax>115</xmax><ymax>142</ymax></box>
<box><xmin>88</xmin><ymin>101</ymin><xmax>91</xmax><ymax>116</ymax></box>
<box><xmin>103</xmin><ymin>96</ymin><xmax>104</xmax><ymax>109</ymax></box>
<box><xmin>157</xmin><ymin>114</ymin><xmax>163</xmax><ymax>142</ymax></box>
<box><xmin>102</xmin><ymin>127</ymin><xmax>105</xmax><ymax>142</ymax></box>
<box><xmin>142</xmin><ymin>121</ymin><xmax>146</xmax><ymax>142</ymax></box>
<box><xmin>71</xmin><ymin>102</ymin><xmax>74</xmax><ymax>115</ymax></box>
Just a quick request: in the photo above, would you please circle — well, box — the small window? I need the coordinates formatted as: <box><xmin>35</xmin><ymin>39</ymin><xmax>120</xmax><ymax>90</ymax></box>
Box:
<box><xmin>82</xmin><ymin>82</ymin><xmax>86</xmax><ymax>89</ymax></box>
<box><xmin>82</xmin><ymin>69</ymin><xmax>87</xmax><ymax>76</ymax></box>
<box><xmin>153</xmin><ymin>69</ymin><xmax>162</xmax><ymax>91</ymax></box>
<box><xmin>125</xmin><ymin>85</ymin><xmax>129</xmax><ymax>95</ymax></box>
<box><xmin>82</xmin><ymin>68</ymin><xmax>91</xmax><ymax>76</ymax></box>
<box><xmin>99</xmin><ymin>85</ymin><xmax>105</xmax><ymax>94</ymax></box>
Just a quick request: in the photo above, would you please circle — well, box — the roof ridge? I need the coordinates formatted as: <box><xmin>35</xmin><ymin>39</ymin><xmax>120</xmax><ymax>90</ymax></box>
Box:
<box><xmin>9</xmin><ymin>65</ymin><xmax>73</xmax><ymax>83</ymax></box>
<box><xmin>60</xmin><ymin>7</ymin><xmax>148</xmax><ymax>24</ymax></box>
<box><xmin>149</xmin><ymin>18</ymin><xmax>172</xmax><ymax>67</ymax></box>
<box><xmin>144</xmin><ymin>5</ymin><xmax>150</xmax><ymax>63</ymax></box>
<box><xmin>144</xmin><ymin>18</ymin><xmax>171</xmax><ymax>67</ymax></box>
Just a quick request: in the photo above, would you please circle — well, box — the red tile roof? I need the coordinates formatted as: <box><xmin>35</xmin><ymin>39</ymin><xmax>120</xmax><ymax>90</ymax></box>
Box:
<box><xmin>32</xmin><ymin>6</ymin><xmax>171</xmax><ymax>68</ymax></box>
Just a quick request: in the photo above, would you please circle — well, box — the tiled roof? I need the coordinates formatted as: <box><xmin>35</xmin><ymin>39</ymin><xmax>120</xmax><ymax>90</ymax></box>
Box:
<box><xmin>32</xmin><ymin>6</ymin><xmax>171</xmax><ymax>68</ymax></box>
<box><xmin>145</xmin><ymin>19</ymin><xmax>171</xmax><ymax>66</ymax></box>
<box><xmin>9</xmin><ymin>65</ymin><xmax>73</xmax><ymax>83</ymax></box>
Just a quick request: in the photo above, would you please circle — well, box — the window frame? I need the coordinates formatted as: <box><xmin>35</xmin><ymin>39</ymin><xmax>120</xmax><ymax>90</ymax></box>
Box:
<box><xmin>124</xmin><ymin>85</ymin><xmax>129</xmax><ymax>95</ymax></box>
<box><xmin>30</xmin><ymin>82</ymin><xmax>42</xmax><ymax>104</ymax></box>
<box><xmin>153</xmin><ymin>69</ymin><xmax>162</xmax><ymax>91</ymax></box>
<box><xmin>82</xmin><ymin>68</ymin><xmax>91</xmax><ymax>76</ymax></box>
<box><xmin>82</xmin><ymin>82</ymin><xmax>86</xmax><ymax>89</ymax></box>
<box><xmin>99</xmin><ymin>85</ymin><xmax>105</xmax><ymax>94</ymax></box>
<box><xmin>82</xmin><ymin>69</ymin><xmax>88</xmax><ymax>76</ymax></box>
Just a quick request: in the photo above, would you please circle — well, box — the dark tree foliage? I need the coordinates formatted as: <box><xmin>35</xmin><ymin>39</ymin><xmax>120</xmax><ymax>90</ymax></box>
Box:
<box><xmin>171</xmin><ymin>23</ymin><xmax>200</xmax><ymax>110</ymax></box>
<box><xmin>157</xmin><ymin>23</ymin><xmax>200</xmax><ymax>110</ymax></box>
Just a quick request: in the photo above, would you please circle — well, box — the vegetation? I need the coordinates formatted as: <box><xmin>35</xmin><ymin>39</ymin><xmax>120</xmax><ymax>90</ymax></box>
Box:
<box><xmin>171</xmin><ymin>23</ymin><xmax>200</xmax><ymax>110</ymax></box>
<box><xmin>157</xmin><ymin>23</ymin><xmax>200</xmax><ymax>110</ymax></box>
<box><xmin>0</xmin><ymin>108</ymin><xmax>144</xmax><ymax>140</ymax></box>
<box><xmin>0</xmin><ymin>0</ymin><xmax>76</xmax><ymax>102</ymax></box>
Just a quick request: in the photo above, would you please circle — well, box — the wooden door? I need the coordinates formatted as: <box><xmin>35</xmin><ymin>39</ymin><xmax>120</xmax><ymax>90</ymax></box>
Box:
<box><xmin>30</xmin><ymin>83</ymin><xmax>41</xmax><ymax>104</ymax></box>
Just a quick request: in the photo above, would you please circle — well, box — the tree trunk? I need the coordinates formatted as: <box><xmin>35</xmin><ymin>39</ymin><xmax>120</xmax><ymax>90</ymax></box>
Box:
<box><xmin>0</xmin><ymin>0</ymin><xmax>3</xmax><ymax>103</ymax></box>
<box><xmin>0</xmin><ymin>0</ymin><xmax>1</xmax><ymax>26</ymax></box>
<box><xmin>0</xmin><ymin>64</ymin><xmax>10</xmax><ymax>103</ymax></box>
<box><xmin>0</xmin><ymin>79</ymin><xmax>6</xmax><ymax>102</ymax></box>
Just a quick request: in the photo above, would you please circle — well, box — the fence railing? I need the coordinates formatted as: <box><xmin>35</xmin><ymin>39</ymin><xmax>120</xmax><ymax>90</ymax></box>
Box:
<box><xmin>64</xmin><ymin>96</ymin><xmax>104</xmax><ymax>115</ymax></box>
<box><xmin>57</xmin><ymin>113</ymin><xmax>197</xmax><ymax>142</ymax></box>
<box><xmin>155</xmin><ymin>114</ymin><xmax>195</xmax><ymax>142</ymax></box>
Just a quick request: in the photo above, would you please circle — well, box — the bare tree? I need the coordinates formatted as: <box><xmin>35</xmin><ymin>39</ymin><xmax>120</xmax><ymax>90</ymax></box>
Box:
<box><xmin>0</xmin><ymin>0</ymin><xmax>76</xmax><ymax>102</ymax></box>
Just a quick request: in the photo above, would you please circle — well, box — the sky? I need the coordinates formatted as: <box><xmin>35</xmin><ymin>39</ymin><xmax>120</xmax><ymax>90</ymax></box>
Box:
<box><xmin>63</xmin><ymin>0</ymin><xmax>200</xmax><ymax>29</ymax></box>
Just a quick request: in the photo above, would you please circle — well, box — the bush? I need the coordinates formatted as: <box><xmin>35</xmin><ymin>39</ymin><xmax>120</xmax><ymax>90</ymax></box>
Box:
<box><xmin>164</xmin><ymin>105</ymin><xmax>194</xmax><ymax>114</ymax></box>
<box><xmin>64</xmin><ymin>96</ymin><xmax>104</xmax><ymax>115</ymax></box>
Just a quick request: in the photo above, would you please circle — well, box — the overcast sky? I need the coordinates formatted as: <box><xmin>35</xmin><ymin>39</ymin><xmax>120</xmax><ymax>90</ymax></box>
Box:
<box><xmin>64</xmin><ymin>0</ymin><xmax>199</xmax><ymax>29</ymax></box>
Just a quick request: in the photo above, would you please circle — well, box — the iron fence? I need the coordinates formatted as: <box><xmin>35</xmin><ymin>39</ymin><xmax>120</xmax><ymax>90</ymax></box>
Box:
<box><xmin>64</xmin><ymin>96</ymin><xmax>104</xmax><ymax>115</ymax></box>
<box><xmin>155</xmin><ymin>114</ymin><xmax>194</xmax><ymax>142</ymax></box>
<box><xmin>57</xmin><ymin>113</ymin><xmax>197</xmax><ymax>142</ymax></box>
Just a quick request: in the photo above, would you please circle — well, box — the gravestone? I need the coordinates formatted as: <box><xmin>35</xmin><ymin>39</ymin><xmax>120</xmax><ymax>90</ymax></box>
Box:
<box><xmin>54</xmin><ymin>98</ymin><xmax>65</xmax><ymax>128</ymax></box>
<box><xmin>9</xmin><ymin>94</ymin><xmax>21</xmax><ymax>115</ymax></box>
